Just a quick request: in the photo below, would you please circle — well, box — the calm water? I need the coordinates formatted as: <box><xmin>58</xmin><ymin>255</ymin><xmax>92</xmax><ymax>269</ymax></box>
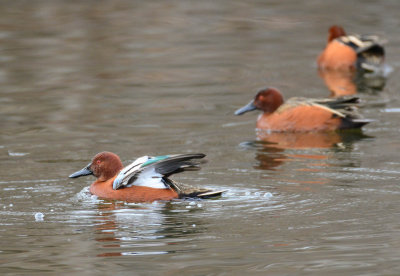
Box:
<box><xmin>1</xmin><ymin>1</ymin><xmax>400</xmax><ymax>275</ymax></box>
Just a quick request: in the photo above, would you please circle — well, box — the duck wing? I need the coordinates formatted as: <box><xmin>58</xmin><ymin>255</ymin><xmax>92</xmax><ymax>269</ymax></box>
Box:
<box><xmin>283</xmin><ymin>96</ymin><xmax>372</xmax><ymax>129</ymax></box>
<box><xmin>338</xmin><ymin>34</ymin><xmax>386</xmax><ymax>72</ymax></box>
<box><xmin>284</xmin><ymin>96</ymin><xmax>359</xmax><ymax>116</ymax></box>
<box><xmin>338</xmin><ymin>34</ymin><xmax>385</xmax><ymax>54</ymax></box>
<box><xmin>112</xmin><ymin>154</ymin><xmax>206</xmax><ymax>190</ymax></box>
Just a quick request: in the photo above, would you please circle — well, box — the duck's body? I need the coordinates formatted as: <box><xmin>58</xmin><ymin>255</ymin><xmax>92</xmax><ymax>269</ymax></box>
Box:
<box><xmin>88</xmin><ymin>175</ymin><xmax>179</xmax><ymax>202</ymax></box>
<box><xmin>317</xmin><ymin>25</ymin><xmax>385</xmax><ymax>72</ymax></box>
<box><xmin>70</xmin><ymin>152</ymin><xmax>224</xmax><ymax>203</ymax></box>
<box><xmin>235</xmin><ymin>88</ymin><xmax>371</xmax><ymax>132</ymax></box>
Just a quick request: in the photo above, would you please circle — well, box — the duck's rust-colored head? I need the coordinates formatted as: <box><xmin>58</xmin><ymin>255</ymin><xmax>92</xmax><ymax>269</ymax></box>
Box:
<box><xmin>69</xmin><ymin>152</ymin><xmax>123</xmax><ymax>182</ymax></box>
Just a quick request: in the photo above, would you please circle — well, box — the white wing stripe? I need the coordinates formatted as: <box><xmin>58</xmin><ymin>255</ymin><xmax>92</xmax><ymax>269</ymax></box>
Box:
<box><xmin>120</xmin><ymin>156</ymin><xmax>149</xmax><ymax>175</ymax></box>
<box><xmin>112</xmin><ymin>155</ymin><xmax>168</xmax><ymax>190</ymax></box>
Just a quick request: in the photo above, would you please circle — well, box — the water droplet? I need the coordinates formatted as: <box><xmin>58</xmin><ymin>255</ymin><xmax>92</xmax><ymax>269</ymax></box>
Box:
<box><xmin>34</xmin><ymin>212</ymin><xmax>44</xmax><ymax>221</ymax></box>
<box><xmin>264</xmin><ymin>192</ymin><xmax>273</xmax><ymax>198</ymax></box>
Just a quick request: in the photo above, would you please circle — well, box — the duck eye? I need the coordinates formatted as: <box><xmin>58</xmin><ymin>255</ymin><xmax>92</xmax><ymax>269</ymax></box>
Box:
<box><xmin>257</xmin><ymin>95</ymin><xmax>265</xmax><ymax>102</ymax></box>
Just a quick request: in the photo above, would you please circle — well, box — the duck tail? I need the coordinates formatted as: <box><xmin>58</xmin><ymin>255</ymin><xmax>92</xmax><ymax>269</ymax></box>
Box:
<box><xmin>196</xmin><ymin>190</ymin><xmax>227</xmax><ymax>198</ymax></box>
<box><xmin>166</xmin><ymin>180</ymin><xmax>226</xmax><ymax>199</ymax></box>
<box><xmin>340</xmin><ymin>118</ymin><xmax>374</xmax><ymax>129</ymax></box>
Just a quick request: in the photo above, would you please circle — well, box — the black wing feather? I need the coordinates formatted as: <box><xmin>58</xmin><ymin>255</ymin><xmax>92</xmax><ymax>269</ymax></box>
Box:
<box><xmin>154</xmin><ymin>153</ymin><xmax>206</xmax><ymax>177</ymax></box>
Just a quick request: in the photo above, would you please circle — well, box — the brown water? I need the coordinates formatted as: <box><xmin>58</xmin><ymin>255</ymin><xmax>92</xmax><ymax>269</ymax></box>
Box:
<box><xmin>2</xmin><ymin>1</ymin><xmax>400</xmax><ymax>275</ymax></box>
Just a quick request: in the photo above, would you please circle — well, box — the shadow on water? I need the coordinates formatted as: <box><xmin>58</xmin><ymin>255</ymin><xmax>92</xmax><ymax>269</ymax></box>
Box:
<box><xmin>239</xmin><ymin>130</ymin><xmax>372</xmax><ymax>171</ymax></box>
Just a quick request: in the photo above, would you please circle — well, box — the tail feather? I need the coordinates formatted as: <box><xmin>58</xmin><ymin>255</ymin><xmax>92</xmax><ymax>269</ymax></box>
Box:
<box><xmin>197</xmin><ymin>190</ymin><xmax>227</xmax><ymax>198</ymax></box>
<box><xmin>166</xmin><ymin>180</ymin><xmax>226</xmax><ymax>198</ymax></box>
<box><xmin>340</xmin><ymin>118</ymin><xmax>373</xmax><ymax>129</ymax></box>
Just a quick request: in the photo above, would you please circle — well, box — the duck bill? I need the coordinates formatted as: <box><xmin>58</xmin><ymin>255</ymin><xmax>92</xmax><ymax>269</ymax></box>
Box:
<box><xmin>234</xmin><ymin>101</ymin><xmax>257</xmax><ymax>115</ymax></box>
<box><xmin>69</xmin><ymin>163</ymin><xmax>93</xmax><ymax>178</ymax></box>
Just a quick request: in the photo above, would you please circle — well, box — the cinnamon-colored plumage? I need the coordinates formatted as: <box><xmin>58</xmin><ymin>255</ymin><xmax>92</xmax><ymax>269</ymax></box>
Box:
<box><xmin>89</xmin><ymin>175</ymin><xmax>179</xmax><ymax>202</ymax></box>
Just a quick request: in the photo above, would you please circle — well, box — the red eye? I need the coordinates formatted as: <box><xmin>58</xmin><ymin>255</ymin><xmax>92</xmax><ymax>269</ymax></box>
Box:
<box><xmin>96</xmin><ymin>160</ymin><xmax>101</xmax><ymax>165</ymax></box>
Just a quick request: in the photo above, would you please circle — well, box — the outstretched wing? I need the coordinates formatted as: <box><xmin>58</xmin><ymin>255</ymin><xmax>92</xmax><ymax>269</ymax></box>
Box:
<box><xmin>112</xmin><ymin>153</ymin><xmax>206</xmax><ymax>190</ymax></box>
<box><xmin>151</xmin><ymin>153</ymin><xmax>206</xmax><ymax>177</ymax></box>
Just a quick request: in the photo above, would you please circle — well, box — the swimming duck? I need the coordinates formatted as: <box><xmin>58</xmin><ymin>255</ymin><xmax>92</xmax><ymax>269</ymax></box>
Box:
<box><xmin>69</xmin><ymin>152</ymin><xmax>225</xmax><ymax>202</ymax></box>
<box><xmin>317</xmin><ymin>25</ymin><xmax>385</xmax><ymax>72</ymax></box>
<box><xmin>234</xmin><ymin>87</ymin><xmax>371</xmax><ymax>132</ymax></box>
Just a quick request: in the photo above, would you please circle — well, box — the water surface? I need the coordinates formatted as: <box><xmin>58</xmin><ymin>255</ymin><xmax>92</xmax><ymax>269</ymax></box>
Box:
<box><xmin>1</xmin><ymin>1</ymin><xmax>400</xmax><ymax>275</ymax></box>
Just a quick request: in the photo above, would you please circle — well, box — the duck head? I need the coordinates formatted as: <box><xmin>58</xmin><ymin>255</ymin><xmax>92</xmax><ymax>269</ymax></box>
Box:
<box><xmin>327</xmin><ymin>25</ymin><xmax>346</xmax><ymax>42</ymax></box>
<box><xmin>234</xmin><ymin>87</ymin><xmax>284</xmax><ymax>115</ymax></box>
<box><xmin>69</xmin><ymin>152</ymin><xmax>123</xmax><ymax>182</ymax></box>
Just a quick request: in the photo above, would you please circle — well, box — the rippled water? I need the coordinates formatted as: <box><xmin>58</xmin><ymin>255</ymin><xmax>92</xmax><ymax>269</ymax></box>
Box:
<box><xmin>2</xmin><ymin>1</ymin><xmax>400</xmax><ymax>275</ymax></box>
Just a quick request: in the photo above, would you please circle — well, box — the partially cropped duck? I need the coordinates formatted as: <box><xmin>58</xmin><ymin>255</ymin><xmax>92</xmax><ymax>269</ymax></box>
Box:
<box><xmin>69</xmin><ymin>152</ymin><xmax>225</xmax><ymax>202</ymax></box>
<box><xmin>317</xmin><ymin>25</ymin><xmax>385</xmax><ymax>72</ymax></box>
<box><xmin>234</xmin><ymin>87</ymin><xmax>371</xmax><ymax>132</ymax></box>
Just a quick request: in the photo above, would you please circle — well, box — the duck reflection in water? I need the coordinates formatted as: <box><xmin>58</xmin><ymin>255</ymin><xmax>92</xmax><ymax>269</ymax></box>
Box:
<box><xmin>318</xmin><ymin>67</ymin><xmax>387</xmax><ymax>97</ymax></box>
<box><xmin>249</xmin><ymin>132</ymin><xmax>342</xmax><ymax>171</ymax></box>
<box><xmin>317</xmin><ymin>25</ymin><xmax>390</xmax><ymax>97</ymax></box>
<box><xmin>246</xmin><ymin>130</ymin><xmax>368</xmax><ymax>172</ymax></box>
<box><xmin>93</xmin><ymin>201</ymin><xmax>207</xmax><ymax>257</ymax></box>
